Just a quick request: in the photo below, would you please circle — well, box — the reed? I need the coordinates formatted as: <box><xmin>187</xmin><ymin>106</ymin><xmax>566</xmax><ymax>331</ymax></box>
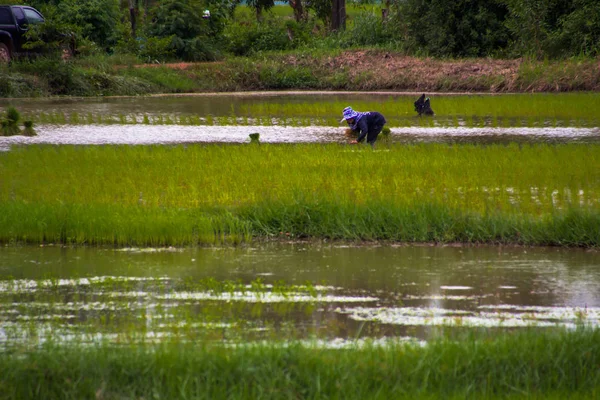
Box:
<box><xmin>0</xmin><ymin>144</ymin><xmax>598</xmax><ymax>246</ymax></box>
<box><xmin>0</xmin><ymin>328</ymin><xmax>598</xmax><ymax>399</ymax></box>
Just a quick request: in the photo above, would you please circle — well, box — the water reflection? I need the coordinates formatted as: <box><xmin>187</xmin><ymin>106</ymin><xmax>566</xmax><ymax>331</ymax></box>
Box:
<box><xmin>0</xmin><ymin>244</ymin><xmax>598</xmax><ymax>346</ymax></box>
<box><xmin>1</xmin><ymin>125</ymin><xmax>599</xmax><ymax>151</ymax></box>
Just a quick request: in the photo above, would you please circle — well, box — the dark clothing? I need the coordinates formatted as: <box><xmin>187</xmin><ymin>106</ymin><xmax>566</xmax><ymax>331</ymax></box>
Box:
<box><xmin>351</xmin><ymin>111</ymin><xmax>387</xmax><ymax>145</ymax></box>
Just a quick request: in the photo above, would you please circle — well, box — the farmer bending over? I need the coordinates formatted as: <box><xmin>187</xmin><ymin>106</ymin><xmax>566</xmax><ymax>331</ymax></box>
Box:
<box><xmin>341</xmin><ymin>106</ymin><xmax>387</xmax><ymax>148</ymax></box>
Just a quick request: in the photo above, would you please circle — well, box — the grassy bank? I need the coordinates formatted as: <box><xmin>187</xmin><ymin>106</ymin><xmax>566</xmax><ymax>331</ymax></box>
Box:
<box><xmin>0</xmin><ymin>143</ymin><xmax>598</xmax><ymax>247</ymax></box>
<box><xmin>2</xmin><ymin>51</ymin><xmax>600</xmax><ymax>98</ymax></box>
<box><xmin>1</xmin><ymin>329</ymin><xmax>598</xmax><ymax>399</ymax></box>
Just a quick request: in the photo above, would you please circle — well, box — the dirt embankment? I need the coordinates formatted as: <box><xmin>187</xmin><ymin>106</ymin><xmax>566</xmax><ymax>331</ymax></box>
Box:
<box><xmin>141</xmin><ymin>50</ymin><xmax>600</xmax><ymax>93</ymax></box>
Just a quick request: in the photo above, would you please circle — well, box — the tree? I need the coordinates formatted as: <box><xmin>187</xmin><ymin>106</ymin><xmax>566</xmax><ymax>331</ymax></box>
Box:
<box><xmin>288</xmin><ymin>0</ymin><xmax>307</xmax><ymax>22</ymax></box>
<box><xmin>397</xmin><ymin>0</ymin><xmax>509</xmax><ymax>57</ymax></box>
<box><xmin>504</xmin><ymin>0</ymin><xmax>554</xmax><ymax>58</ymax></box>
<box><xmin>145</xmin><ymin>0</ymin><xmax>225</xmax><ymax>61</ymax></box>
<box><xmin>331</xmin><ymin>0</ymin><xmax>346</xmax><ymax>31</ymax></box>
<box><xmin>308</xmin><ymin>0</ymin><xmax>345</xmax><ymax>31</ymax></box>
<box><xmin>247</xmin><ymin>0</ymin><xmax>275</xmax><ymax>21</ymax></box>
<box><xmin>553</xmin><ymin>0</ymin><xmax>600</xmax><ymax>56</ymax></box>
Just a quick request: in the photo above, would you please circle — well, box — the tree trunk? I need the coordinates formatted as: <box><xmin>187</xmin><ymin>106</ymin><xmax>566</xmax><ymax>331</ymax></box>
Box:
<box><xmin>288</xmin><ymin>0</ymin><xmax>306</xmax><ymax>22</ymax></box>
<box><xmin>129</xmin><ymin>0</ymin><xmax>137</xmax><ymax>37</ymax></box>
<box><xmin>331</xmin><ymin>0</ymin><xmax>346</xmax><ymax>32</ymax></box>
<box><xmin>382</xmin><ymin>0</ymin><xmax>390</xmax><ymax>21</ymax></box>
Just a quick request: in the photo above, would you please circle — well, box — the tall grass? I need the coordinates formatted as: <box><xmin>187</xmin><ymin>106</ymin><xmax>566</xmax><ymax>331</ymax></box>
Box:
<box><xmin>0</xmin><ymin>144</ymin><xmax>598</xmax><ymax>246</ymax></box>
<box><xmin>0</xmin><ymin>328</ymin><xmax>598</xmax><ymax>399</ymax></box>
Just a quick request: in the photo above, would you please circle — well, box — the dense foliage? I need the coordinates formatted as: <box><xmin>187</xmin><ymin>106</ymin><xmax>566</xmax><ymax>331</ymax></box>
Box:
<box><xmin>5</xmin><ymin>0</ymin><xmax>599</xmax><ymax>60</ymax></box>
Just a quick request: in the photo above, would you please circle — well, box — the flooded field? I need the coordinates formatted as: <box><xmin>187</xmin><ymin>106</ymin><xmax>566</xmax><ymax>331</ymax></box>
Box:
<box><xmin>1</xmin><ymin>92</ymin><xmax>599</xmax><ymax>350</ymax></box>
<box><xmin>1</xmin><ymin>92</ymin><xmax>600</xmax><ymax>150</ymax></box>
<box><xmin>1</xmin><ymin>244</ymin><xmax>598</xmax><ymax>348</ymax></box>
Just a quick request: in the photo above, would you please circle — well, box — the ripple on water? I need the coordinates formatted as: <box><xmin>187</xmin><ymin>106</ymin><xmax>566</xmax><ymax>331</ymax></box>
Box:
<box><xmin>336</xmin><ymin>305</ymin><xmax>600</xmax><ymax>328</ymax></box>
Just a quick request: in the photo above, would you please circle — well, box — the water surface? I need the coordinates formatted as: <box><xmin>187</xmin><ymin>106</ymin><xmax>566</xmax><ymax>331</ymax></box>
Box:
<box><xmin>1</xmin><ymin>244</ymin><xmax>598</xmax><ymax>347</ymax></box>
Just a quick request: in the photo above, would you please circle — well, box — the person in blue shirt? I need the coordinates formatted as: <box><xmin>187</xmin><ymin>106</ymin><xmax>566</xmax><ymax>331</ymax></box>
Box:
<box><xmin>340</xmin><ymin>106</ymin><xmax>387</xmax><ymax>147</ymax></box>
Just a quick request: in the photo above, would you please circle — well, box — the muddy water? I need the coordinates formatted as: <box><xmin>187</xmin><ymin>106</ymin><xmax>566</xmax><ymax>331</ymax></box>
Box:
<box><xmin>1</xmin><ymin>244</ymin><xmax>598</xmax><ymax>347</ymax></box>
<box><xmin>1</xmin><ymin>92</ymin><xmax>402</xmax><ymax>116</ymax></box>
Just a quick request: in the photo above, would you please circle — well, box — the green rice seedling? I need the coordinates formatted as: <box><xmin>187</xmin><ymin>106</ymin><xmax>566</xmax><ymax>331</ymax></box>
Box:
<box><xmin>86</xmin><ymin>113</ymin><xmax>94</xmax><ymax>124</ymax></box>
<box><xmin>164</xmin><ymin>115</ymin><xmax>173</xmax><ymax>125</ymax></box>
<box><xmin>380</xmin><ymin>127</ymin><xmax>391</xmax><ymax>142</ymax></box>
<box><xmin>0</xmin><ymin>144</ymin><xmax>598</xmax><ymax>246</ymax></box>
<box><xmin>249</xmin><ymin>133</ymin><xmax>260</xmax><ymax>144</ymax></box>
<box><xmin>22</xmin><ymin>121</ymin><xmax>36</xmax><ymax>136</ymax></box>
<box><xmin>491</xmin><ymin>115</ymin><xmax>499</xmax><ymax>128</ymax></box>
<box><xmin>69</xmin><ymin>112</ymin><xmax>80</xmax><ymax>124</ymax></box>
<box><xmin>143</xmin><ymin>115</ymin><xmax>150</xmax><ymax>124</ymax></box>
<box><xmin>206</xmin><ymin>114</ymin><xmax>214</xmax><ymax>126</ymax></box>
<box><xmin>0</xmin><ymin>106</ymin><xmax>21</xmax><ymax>136</ymax></box>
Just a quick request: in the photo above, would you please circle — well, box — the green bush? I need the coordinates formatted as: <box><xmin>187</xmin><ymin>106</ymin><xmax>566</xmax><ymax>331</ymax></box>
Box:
<box><xmin>145</xmin><ymin>0</ymin><xmax>222</xmax><ymax>61</ymax></box>
<box><xmin>337</xmin><ymin>13</ymin><xmax>396</xmax><ymax>48</ymax></box>
<box><xmin>11</xmin><ymin>59</ymin><xmax>87</xmax><ymax>95</ymax></box>
<box><xmin>395</xmin><ymin>0</ymin><xmax>510</xmax><ymax>57</ymax></box>
<box><xmin>224</xmin><ymin>16</ymin><xmax>315</xmax><ymax>56</ymax></box>
<box><xmin>547</xmin><ymin>0</ymin><xmax>600</xmax><ymax>57</ymax></box>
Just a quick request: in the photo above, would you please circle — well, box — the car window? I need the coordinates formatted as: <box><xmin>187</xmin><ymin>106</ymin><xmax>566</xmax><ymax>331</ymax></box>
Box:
<box><xmin>11</xmin><ymin>7</ymin><xmax>26</xmax><ymax>27</ymax></box>
<box><xmin>23</xmin><ymin>8</ymin><xmax>44</xmax><ymax>24</ymax></box>
<box><xmin>0</xmin><ymin>8</ymin><xmax>13</xmax><ymax>25</ymax></box>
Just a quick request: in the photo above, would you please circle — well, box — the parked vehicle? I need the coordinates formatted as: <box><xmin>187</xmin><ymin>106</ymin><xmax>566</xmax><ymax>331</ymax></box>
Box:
<box><xmin>0</xmin><ymin>5</ymin><xmax>45</xmax><ymax>62</ymax></box>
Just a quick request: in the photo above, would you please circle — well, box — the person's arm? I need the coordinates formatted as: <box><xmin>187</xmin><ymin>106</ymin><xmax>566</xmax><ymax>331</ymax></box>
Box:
<box><xmin>355</xmin><ymin>118</ymin><xmax>369</xmax><ymax>143</ymax></box>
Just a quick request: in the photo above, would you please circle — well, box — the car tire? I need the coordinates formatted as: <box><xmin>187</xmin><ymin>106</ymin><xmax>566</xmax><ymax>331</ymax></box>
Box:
<box><xmin>0</xmin><ymin>43</ymin><xmax>10</xmax><ymax>63</ymax></box>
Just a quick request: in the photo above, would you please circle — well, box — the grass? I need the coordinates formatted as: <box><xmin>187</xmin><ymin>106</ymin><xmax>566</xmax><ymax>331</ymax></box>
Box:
<box><xmin>0</xmin><ymin>143</ymin><xmax>598</xmax><ymax>246</ymax></box>
<box><xmin>0</xmin><ymin>328</ymin><xmax>598</xmax><ymax>399</ymax></box>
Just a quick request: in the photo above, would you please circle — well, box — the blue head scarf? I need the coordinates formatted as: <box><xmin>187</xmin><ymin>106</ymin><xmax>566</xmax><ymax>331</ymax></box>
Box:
<box><xmin>340</xmin><ymin>106</ymin><xmax>365</xmax><ymax>129</ymax></box>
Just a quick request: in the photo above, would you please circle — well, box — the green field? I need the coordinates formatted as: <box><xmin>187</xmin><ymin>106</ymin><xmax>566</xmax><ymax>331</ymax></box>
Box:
<box><xmin>1</xmin><ymin>143</ymin><xmax>598</xmax><ymax>246</ymax></box>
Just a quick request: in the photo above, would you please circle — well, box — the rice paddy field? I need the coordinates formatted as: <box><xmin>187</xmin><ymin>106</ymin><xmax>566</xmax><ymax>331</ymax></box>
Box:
<box><xmin>4</xmin><ymin>92</ymin><xmax>600</xmax><ymax>129</ymax></box>
<box><xmin>1</xmin><ymin>92</ymin><xmax>599</xmax><ymax>398</ymax></box>
<box><xmin>1</xmin><ymin>142</ymin><xmax>599</xmax><ymax>246</ymax></box>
